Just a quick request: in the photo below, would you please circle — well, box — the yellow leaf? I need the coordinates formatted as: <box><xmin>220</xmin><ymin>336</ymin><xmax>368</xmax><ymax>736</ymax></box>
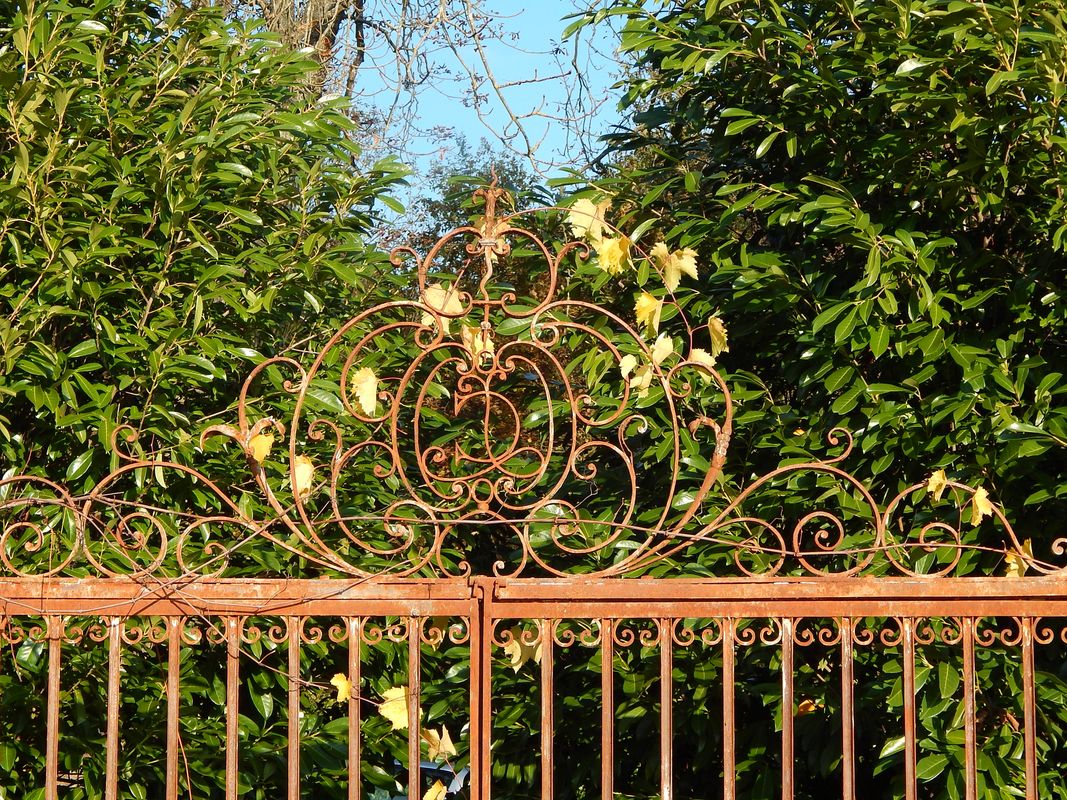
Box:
<box><xmin>503</xmin><ymin>625</ymin><xmax>543</xmax><ymax>672</ymax></box>
<box><xmin>926</xmin><ymin>469</ymin><xmax>948</xmax><ymax>502</ymax></box>
<box><xmin>652</xmin><ymin>243</ymin><xmax>699</xmax><ymax>292</ymax></box>
<box><xmin>631</xmin><ymin>364</ymin><xmax>655</xmax><ymax>398</ymax></box>
<box><xmin>352</xmin><ymin>367</ymin><xmax>378</xmax><ymax>416</ymax></box>
<box><xmin>619</xmin><ymin>353</ymin><xmax>639</xmax><ymax>380</ymax></box>
<box><xmin>423</xmin><ymin>781</ymin><xmax>447</xmax><ymax>800</ymax></box>
<box><xmin>635</xmin><ymin>292</ymin><xmax>663</xmax><ymax>335</ymax></box>
<box><xmin>689</xmin><ymin>348</ymin><xmax>716</xmax><ymax>376</ymax></box>
<box><xmin>248</xmin><ymin>433</ymin><xmax>274</xmax><ymax>463</ymax></box>
<box><xmin>1005</xmin><ymin>539</ymin><xmax>1033</xmax><ymax>577</ymax></box>
<box><xmin>421</xmin><ymin>725</ymin><xmax>457</xmax><ymax>760</ymax></box>
<box><xmin>421</xmin><ymin>283</ymin><xmax>464</xmax><ymax>334</ymax></box>
<box><xmin>595</xmin><ymin>234</ymin><xmax>631</xmax><ymax>276</ymax></box>
<box><xmin>796</xmin><ymin>698</ymin><xmax>821</xmax><ymax>716</ymax></box>
<box><xmin>429</xmin><ymin>616</ymin><xmax>452</xmax><ymax>649</ymax></box>
<box><xmin>568</xmin><ymin>197</ymin><xmax>611</xmax><ymax>243</ymax></box>
<box><xmin>378</xmin><ymin>685</ymin><xmax>419</xmax><ymax>731</ymax></box>
<box><xmin>651</xmin><ymin>334</ymin><xmax>674</xmax><ymax>367</ymax></box>
<box><xmin>330</xmin><ymin>673</ymin><xmax>351</xmax><ymax>703</ymax></box>
<box><xmin>460</xmin><ymin>324</ymin><xmax>495</xmax><ymax>363</ymax></box>
<box><xmin>708</xmin><ymin>316</ymin><xmax>729</xmax><ymax>357</ymax></box>
<box><xmin>293</xmin><ymin>455</ymin><xmax>315</xmax><ymax>501</ymax></box>
<box><xmin>970</xmin><ymin>486</ymin><xmax>994</xmax><ymax>527</ymax></box>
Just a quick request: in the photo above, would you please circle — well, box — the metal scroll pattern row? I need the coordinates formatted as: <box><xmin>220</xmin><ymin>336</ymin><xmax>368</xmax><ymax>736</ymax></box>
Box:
<box><xmin>2</xmin><ymin>609</ymin><xmax>1065</xmax><ymax>800</ymax></box>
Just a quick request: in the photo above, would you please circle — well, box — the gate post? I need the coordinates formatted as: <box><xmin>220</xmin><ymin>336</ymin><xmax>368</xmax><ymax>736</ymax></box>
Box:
<box><xmin>469</xmin><ymin>577</ymin><xmax>496</xmax><ymax>800</ymax></box>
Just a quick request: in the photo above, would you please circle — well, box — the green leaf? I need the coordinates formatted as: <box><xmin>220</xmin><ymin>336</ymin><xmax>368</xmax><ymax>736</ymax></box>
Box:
<box><xmin>915</xmin><ymin>753</ymin><xmax>949</xmax><ymax>781</ymax></box>
<box><xmin>65</xmin><ymin>450</ymin><xmax>93</xmax><ymax>481</ymax></box>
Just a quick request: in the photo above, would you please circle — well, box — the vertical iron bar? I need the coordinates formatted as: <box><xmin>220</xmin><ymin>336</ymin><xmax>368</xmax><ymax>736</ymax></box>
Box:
<box><xmin>722</xmin><ymin>620</ymin><xmax>736</xmax><ymax>800</ymax></box>
<box><xmin>166</xmin><ymin>618</ymin><xmax>181</xmax><ymax>800</ymax></box>
<box><xmin>601</xmin><ymin>618</ymin><xmax>615</xmax><ymax>800</ymax></box>
<box><xmin>408</xmin><ymin>617</ymin><xmax>422</xmax><ymax>799</ymax></box>
<box><xmin>660</xmin><ymin>618</ymin><xmax>673</xmax><ymax>800</ymax></box>
<box><xmin>477</xmin><ymin>583</ymin><xmax>493</xmax><ymax>800</ymax></box>
<box><xmin>1022</xmin><ymin>618</ymin><xmax>1037</xmax><ymax>800</ymax></box>
<box><xmin>902</xmin><ymin>618</ymin><xmax>917</xmax><ymax>800</ymax></box>
<box><xmin>470</xmin><ymin>593</ymin><xmax>485</xmax><ymax>800</ymax></box>
<box><xmin>45</xmin><ymin>616</ymin><xmax>61</xmax><ymax>800</ymax></box>
<box><xmin>840</xmin><ymin>618</ymin><xmax>856</xmax><ymax>800</ymax></box>
<box><xmin>540</xmin><ymin>619</ymin><xmax>554</xmax><ymax>800</ymax></box>
<box><xmin>226</xmin><ymin>617</ymin><xmax>241</xmax><ymax>800</ymax></box>
<box><xmin>288</xmin><ymin>617</ymin><xmax>301</xmax><ymax>800</ymax></box>
<box><xmin>348</xmin><ymin>617</ymin><xmax>361</xmax><ymax>800</ymax></box>
<box><xmin>962</xmin><ymin>618</ymin><xmax>976</xmax><ymax>800</ymax></box>
<box><xmin>781</xmin><ymin>619</ymin><xmax>794</xmax><ymax>800</ymax></box>
<box><xmin>106</xmin><ymin>617</ymin><xmax>121</xmax><ymax>800</ymax></box>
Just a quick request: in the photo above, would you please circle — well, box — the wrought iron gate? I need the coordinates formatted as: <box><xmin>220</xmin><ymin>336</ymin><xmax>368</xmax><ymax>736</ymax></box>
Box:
<box><xmin>2</xmin><ymin>186</ymin><xmax>1064</xmax><ymax>799</ymax></box>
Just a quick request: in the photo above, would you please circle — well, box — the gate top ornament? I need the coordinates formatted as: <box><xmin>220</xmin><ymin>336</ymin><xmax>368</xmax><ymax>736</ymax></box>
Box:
<box><xmin>0</xmin><ymin>185</ymin><xmax>1056</xmax><ymax>580</ymax></box>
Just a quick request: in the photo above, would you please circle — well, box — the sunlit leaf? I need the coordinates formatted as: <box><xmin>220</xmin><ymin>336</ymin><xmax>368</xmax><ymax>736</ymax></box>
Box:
<box><xmin>421</xmin><ymin>283</ymin><xmax>464</xmax><ymax>334</ymax></box>
<box><xmin>352</xmin><ymin>367</ymin><xmax>378</xmax><ymax>416</ymax></box>
<box><xmin>461</xmin><ymin>324</ymin><xmax>495</xmax><ymax>363</ymax></box>
<box><xmin>421</xmin><ymin>725</ymin><xmax>457</xmax><ymax>760</ymax></box>
<box><xmin>708</xmin><ymin>316</ymin><xmax>729</xmax><ymax>357</ymax></box>
<box><xmin>619</xmin><ymin>353</ymin><xmax>639</xmax><ymax>380</ymax></box>
<box><xmin>926</xmin><ymin>469</ymin><xmax>948</xmax><ymax>502</ymax></box>
<box><xmin>330</xmin><ymin>673</ymin><xmax>351</xmax><ymax>703</ymax></box>
<box><xmin>651</xmin><ymin>242</ymin><xmax>698</xmax><ymax>292</ymax></box>
<box><xmin>503</xmin><ymin>625</ymin><xmax>543</xmax><ymax>672</ymax></box>
<box><xmin>635</xmin><ymin>292</ymin><xmax>663</xmax><ymax>335</ymax></box>
<box><xmin>689</xmin><ymin>348</ymin><xmax>716</xmax><ymax>378</ymax></box>
<box><xmin>651</xmin><ymin>334</ymin><xmax>674</xmax><ymax>367</ymax></box>
<box><xmin>568</xmin><ymin>197</ymin><xmax>611</xmax><ymax>243</ymax></box>
<box><xmin>595</xmin><ymin>234</ymin><xmax>631</xmax><ymax>275</ymax></box>
<box><xmin>1005</xmin><ymin>539</ymin><xmax>1033</xmax><ymax>577</ymax></box>
<box><xmin>423</xmin><ymin>781</ymin><xmax>447</xmax><ymax>800</ymax></box>
<box><xmin>379</xmin><ymin>685</ymin><xmax>418</xmax><ymax>730</ymax></box>
<box><xmin>248</xmin><ymin>432</ymin><xmax>274</xmax><ymax>463</ymax></box>
<box><xmin>631</xmin><ymin>363</ymin><xmax>654</xmax><ymax>398</ymax></box>
<box><xmin>969</xmin><ymin>486</ymin><xmax>994</xmax><ymax>526</ymax></box>
<box><xmin>293</xmin><ymin>455</ymin><xmax>315</xmax><ymax>500</ymax></box>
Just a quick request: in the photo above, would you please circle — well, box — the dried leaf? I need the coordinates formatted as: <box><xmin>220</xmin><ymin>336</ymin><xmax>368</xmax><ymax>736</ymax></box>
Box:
<box><xmin>421</xmin><ymin>283</ymin><xmax>464</xmax><ymax>334</ymax></box>
<box><xmin>352</xmin><ymin>367</ymin><xmax>378</xmax><ymax>416</ymax></box>
<box><xmin>927</xmin><ymin>469</ymin><xmax>948</xmax><ymax>502</ymax></box>
<box><xmin>970</xmin><ymin>486</ymin><xmax>994</xmax><ymax>527</ymax></box>
<box><xmin>378</xmin><ymin>685</ymin><xmax>418</xmax><ymax>731</ymax></box>
<box><xmin>568</xmin><ymin>197</ymin><xmax>611</xmax><ymax>243</ymax></box>
<box><xmin>248</xmin><ymin>432</ymin><xmax>274</xmax><ymax>463</ymax></box>
<box><xmin>651</xmin><ymin>334</ymin><xmax>674</xmax><ymax>367</ymax></box>
<box><xmin>293</xmin><ymin>455</ymin><xmax>314</xmax><ymax>501</ymax></box>
<box><xmin>503</xmin><ymin>625</ymin><xmax>543</xmax><ymax>672</ymax></box>
<box><xmin>796</xmin><ymin>698</ymin><xmax>821</xmax><ymax>716</ymax></box>
<box><xmin>1005</xmin><ymin>539</ymin><xmax>1033</xmax><ymax>577</ymax></box>
<box><xmin>595</xmin><ymin>234</ymin><xmax>631</xmax><ymax>275</ymax></box>
<box><xmin>635</xmin><ymin>292</ymin><xmax>663</xmax><ymax>335</ymax></box>
<box><xmin>330</xmin><ymin>673</ymin><xmax>351</xmax><ymax>703</ymax></box>
<box><xmin>619</xmin><ymin>353</ymin><xmax>639</xmax><ymax>380</ymax></box>
<box><xmin>708</xmin><ymin>316</ymin><xmax>729</xmax><ymax>357</ymax></box>
<box><xmin>423</xmin><ymin>781</ymin><xmax>447</xmax><ymax>800</ymax></box>
<box><xmin>422</xmin><ymin>725</ymin><xmax>457</xmax><ymax>760</ymax></box>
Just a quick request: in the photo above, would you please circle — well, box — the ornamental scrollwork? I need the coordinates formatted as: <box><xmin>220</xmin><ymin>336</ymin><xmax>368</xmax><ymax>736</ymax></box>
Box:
<box><xmin>0</xmin><ymin>184</ymin><xmax>1053</xmax><ymax>580</ymax></box>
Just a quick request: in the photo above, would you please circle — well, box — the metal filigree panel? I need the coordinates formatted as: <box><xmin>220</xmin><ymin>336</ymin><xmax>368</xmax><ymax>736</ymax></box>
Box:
<box><xmin>0</xmin><ymin>186</ymin><xmax>1055</xmax><ymax>580</ymax></box>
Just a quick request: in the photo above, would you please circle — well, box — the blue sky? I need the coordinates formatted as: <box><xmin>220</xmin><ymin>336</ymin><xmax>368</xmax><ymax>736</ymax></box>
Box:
<box><xmin>349</xmin><ymin>1</ymin><xmax>624</xmax><ymax>184</ymax></box>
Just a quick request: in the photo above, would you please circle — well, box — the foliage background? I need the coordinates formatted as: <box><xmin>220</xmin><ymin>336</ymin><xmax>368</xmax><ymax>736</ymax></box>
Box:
<box><xmin>1</xmin><ymin>0</ymin><xmax>1065</xmax><ymax>797</ymax></box>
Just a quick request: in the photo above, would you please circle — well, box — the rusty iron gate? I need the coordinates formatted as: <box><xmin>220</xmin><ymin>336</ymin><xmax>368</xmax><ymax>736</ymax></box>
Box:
<box><xmin>2</xmin><ymin>186</ymin><xmax>1065</xmax><ymax>800</ymax></box>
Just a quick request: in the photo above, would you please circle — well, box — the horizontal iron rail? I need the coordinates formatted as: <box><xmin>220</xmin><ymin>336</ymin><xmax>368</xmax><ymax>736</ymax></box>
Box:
<box><xmin>2</xmin><ymin>575</ymin><xmax>1067</xmax><ymax>617</ymax></box>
